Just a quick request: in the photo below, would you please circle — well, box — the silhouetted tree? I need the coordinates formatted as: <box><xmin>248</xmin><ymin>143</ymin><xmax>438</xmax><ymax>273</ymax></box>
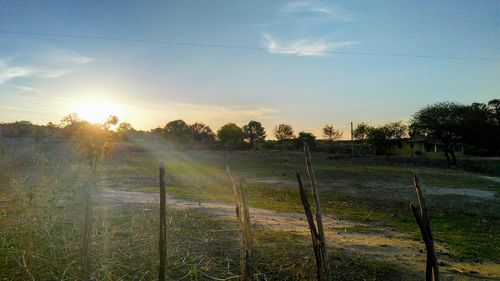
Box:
<box><xmin>366</xmin><ymin>121</ymin><xmax>407</xmax><ymax>155</ymax></box>
<box><xmin>164</xmin><ymin>119</ymin><xmax>193</xmax><ymax>146</ymax></box>
<box><xmin>275</xmin><ymin>124</ymin><xmax>295</xmax><ymax>140</ymax></box>
<box><xmin>295</xmin><ymin>131</ymin><xmax>317</xmax><ymax>150</ymax></box>
<box><xmin>190</xmin><ymin>122</ymin><xmax>215</xmax><ymax>144</ymax></box>
<box><xmin>0</xmin><ymin>121</ymin><xmax>36</xmax><ymax>137</ymax></box>
<box><xmin>411</xmin><ymin>102</ymin><xmax>465</xmax><ymax>165</ymax></box>
<box><xmin>274</xmin><ymin>124</ymin><xmax>295</xmax><ymax>150</ymax></box>
<box><xmin>353</xmin><ymin>122</ymin><xmax>370</xmax><ymax>141</ymax></box>
<box><xmin>322</xmin><ymin>124</ymin><xmax>343</xmax><ymax>142</ymax></box>
<box><xmin>217</xmin><ymin>123</ymin><xmax>244</xmax><ymax>149</ymax></box>
<box><xmin>116</xmin><ymin>122</ymin><xmax>135</xmax><ymax>141</ymax></box>
<box><xmin>73</xmin><ymin>115</ymin><xmax>119</xmax><ymax>170</ymax></box>
<box><xmin>243</xmin><ymin>120</ymin><xmax>266</xmax><ymax>149</ymax></box>
<box><xmin>461</xmin><ymin>101</ymin><xmax>500</xmax><ymax>154</ymax></box>
<box><xmin>150</xmin><ymin>127</ymin><xmax>164</xmax><ymax>135</ymax></box>
<box><xmin>61</xmin><ymin>114</ymin><xmax>85</xmax><ymax>138</ymax></box>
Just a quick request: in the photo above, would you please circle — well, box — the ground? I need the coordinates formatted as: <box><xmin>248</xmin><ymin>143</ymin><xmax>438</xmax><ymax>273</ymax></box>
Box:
<box><xmin>1</xmin><ymin>139</ymin><xmax>499</xmax><ymax>280</ymax></box>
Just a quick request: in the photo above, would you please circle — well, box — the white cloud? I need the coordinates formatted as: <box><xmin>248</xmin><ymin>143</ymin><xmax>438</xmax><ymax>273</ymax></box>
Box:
<box><xmin>48</xmin><ymin>48</ymin><xmax>94</xmax><ymax>64</ymax></box>
<box><xmin>0</xmin><ymin>47</ymin><xmax>93</xmax><ymax>85</ymax></box>
<box><xmin>0</xmin><ymin>59</ymin><xmax>35</xmax><ymax>84</ymax></box>
<box><xmin>282</xmin><ymin>1</ymin><xmax>353</xmax><ymax>22</ymax></box>
<box><xmin>12</xmin><ymin>85</ymin><xmax>41</xmax><ymax>94</ymax></box>
<box><xmin>263</xmin><ymin>34</ymin><xmax>358</xmax><ymax>57</ymax></box>
<box><xmin>0</xmin><ymin>59</ymin><xmax>70</xmax><ymax>85</ymax></box>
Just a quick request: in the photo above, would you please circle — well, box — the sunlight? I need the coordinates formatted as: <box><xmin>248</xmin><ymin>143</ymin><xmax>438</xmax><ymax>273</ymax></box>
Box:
<box><xmin>74</xmin><ymin>97</ymin><xmax>125</xmax><ymax>124</ymax></box>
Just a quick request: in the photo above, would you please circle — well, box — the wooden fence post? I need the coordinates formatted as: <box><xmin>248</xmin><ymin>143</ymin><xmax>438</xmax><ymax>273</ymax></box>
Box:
<box><xmin>80</xmin><ymin>169</ymin><xmax>95</xmax><ymax>281</ymax></box>
<box><xmin>297</xmin><ymin>172</ymin><xmax>325</xmax><ymax>281</ymax></box>
<box><xmin>303</xmin><ymin>143</ymin><xmax>332</xmax><ymax>281</ymax></box>
<box><xmin>410</xmin><ymin>174</ymin><xmax>440</xmax><ymax>281</ymax></box>
<box><xmin>159</xmin><ymin>162</ymin><xmax>167</xmax><ymax>281</ymax></box>
<box><xmin>226</xmin><ymin>166</ymin><xmax>254</xmax><ymax>281</ymax></box>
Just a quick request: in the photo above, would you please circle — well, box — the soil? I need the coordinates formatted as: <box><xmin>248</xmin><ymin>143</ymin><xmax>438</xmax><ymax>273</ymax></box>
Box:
<box><xmin>425</xmin><ymin>187</ymin><xmax>496</xmax><ymax>198</ymax></box>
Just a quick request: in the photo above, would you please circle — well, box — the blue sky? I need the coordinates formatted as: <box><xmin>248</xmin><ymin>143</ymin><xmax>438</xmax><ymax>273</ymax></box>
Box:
<box><xmin>0</xmin><ymin>0</ymin><xmax>499</xmax><ymax>137</ymax></box>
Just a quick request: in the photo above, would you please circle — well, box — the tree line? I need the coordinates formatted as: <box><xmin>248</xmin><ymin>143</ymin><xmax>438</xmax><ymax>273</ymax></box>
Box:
<box><xmin>1</xmin><ymin>99</ymin><xmax>499</xmax><ymax>162</ymax></box>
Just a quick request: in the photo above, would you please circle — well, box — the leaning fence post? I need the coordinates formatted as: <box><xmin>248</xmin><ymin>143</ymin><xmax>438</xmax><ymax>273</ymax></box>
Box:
<box><xmin>410</xmin><ymin>174</ymin><xmax>440</xmax><ymax>281</ymax></box>
<box><xmin>303</xmin><ymin>143</ymin><xmax>332</xmax><ymax>281</ymax></box>
<box><xmin>159</xmin><ymin>162</ymin><xmax>167</xmax><ymax>281</ymax></box>
<box><xmin>226</xmin><ymin>166</ymin><xmax>254</xmax><ymax>281</ymax></box>
<box><xmin>297</xmin><ymin>172</ymin><xmax>324</xmax><ymax>281</ymax></box>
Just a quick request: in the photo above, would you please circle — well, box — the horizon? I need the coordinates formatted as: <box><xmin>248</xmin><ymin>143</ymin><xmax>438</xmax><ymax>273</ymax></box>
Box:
<box><xmin>1</xmin><ymin>1</ymin><xmax>499</xmax><ymax>138</ymax></box>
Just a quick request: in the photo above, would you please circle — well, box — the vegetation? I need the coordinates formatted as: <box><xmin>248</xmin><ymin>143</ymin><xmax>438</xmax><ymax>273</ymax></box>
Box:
<box><xmin>2</xmin><ymin>99</ymin><xmax>499</xmax><ymax>160</ymax></box>
<box><xmin>364</xmin><ymin>121</ymin><xmax>407</xmax><ymax>155</ymax></box>
<box><xmin>1</xmin><ymin>128</ymin><xmax>500</xmax><ymax>280</ymax></box>
<box><xmin>322</xmin><ymin>124</ymin><xmax>343</xmax><ymax>142</ymax></box>
<box><xmin>217</xmin><ymin>123</ymin><xmax>245</xmax><ymax>149</ymax></box>
<box><xmin>274</xmin><ymin>124</ymin><xmax>295</xmax><ymax>141</ymax></box>
<box><xmin>243</xmin><ymin>120</ymin><xmax>266</xmax><ymax>149</ymax></box>
<box><xmin>411</xmin><ymin>100</ymin><xmax>500</xmax><ymax>164</ymax></box>
<box><xmin>295</xmin><ymin>131</ymin><xmax>317</xmax><ymax>150</ymax></box>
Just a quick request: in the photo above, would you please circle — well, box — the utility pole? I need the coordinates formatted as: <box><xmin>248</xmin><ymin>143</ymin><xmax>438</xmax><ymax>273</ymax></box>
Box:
<box><xmin>350</xmin><ymin>122</ymin><xmax>354</xmax><ymax>154</ymax></box>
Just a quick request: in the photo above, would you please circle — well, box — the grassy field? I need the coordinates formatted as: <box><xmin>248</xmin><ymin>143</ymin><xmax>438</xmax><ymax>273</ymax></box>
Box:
<box><xmin>1</xmin><ymin>139</ymin><xmax>499</xmax><ymax>280</ymax></box>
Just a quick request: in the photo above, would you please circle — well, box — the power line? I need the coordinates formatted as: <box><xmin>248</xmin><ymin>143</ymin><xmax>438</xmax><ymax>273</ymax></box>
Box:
<box><xmin>1</xmin><ymin>29</ymin><xmax>499</xmax><ymax>61</ymax></box>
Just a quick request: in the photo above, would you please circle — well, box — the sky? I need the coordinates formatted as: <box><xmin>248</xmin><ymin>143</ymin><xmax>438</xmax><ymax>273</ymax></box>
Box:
<box><xmin>0</xmin><ymin>0</ymin><xmax>499</xmax><ymax>138</ymax></box>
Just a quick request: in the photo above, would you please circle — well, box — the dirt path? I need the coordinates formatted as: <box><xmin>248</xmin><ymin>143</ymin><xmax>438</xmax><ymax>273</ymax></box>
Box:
<box><xmin>98</xmin><ymin>188</ymin><xmax>499</xmax><ymax>280</ymax></box>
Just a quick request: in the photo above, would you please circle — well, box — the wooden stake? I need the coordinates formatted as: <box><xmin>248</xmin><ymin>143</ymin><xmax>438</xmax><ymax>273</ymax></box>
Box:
<box><xmin>303</xmin><ymin>143</ymin><xmax>332</xmax><ymax>281</ymax></box>
<box><xmin>297</xmin><ymin>172</ymin><xmax>324</xmax><ymax>281</ymax></box>
<box><xmin>159</xmin><ymin>162</ymin><xmax>167</xmax><ymax>281</ymax></box>
<box><xmin>80</xmin><ymin>169</ymin><xmax>95</xmax><ymax>281</ymax></box>
<box><xmin>226</xmin><ymin>166</ymin><xmax>254</xmax><ymax>281</ymax></box>
<box><xmin>410</xmin><ymin>174</ymin><xmax>440</xmax><ymax>281</ymax></box>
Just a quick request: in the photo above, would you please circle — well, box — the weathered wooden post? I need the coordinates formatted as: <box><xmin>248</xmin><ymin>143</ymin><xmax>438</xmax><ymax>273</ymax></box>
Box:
<box><xmin>303</xmin><ymin>143</ymin><xmax>332</xmax><ymax>281</ymax></box>
<box><xmin>80</xmin><ymin>169</ymin><xmax>95</xmax><ymax>281</ymax></box>
<box><xmin>226</xmin><ymin>166</ymin><xmax>254</xmax><ymax>281</ymax></box>
<box><xmin>159</xmin><ymin>162</ymin><xmax>167</xmax><ymax>281</ymax></box>
<box><xmin>297</xmin><ymin>172</ymin><xmax>325</xmax><ymax>281</ymax></box>
<box><xmin>410</xmin><ymin>174</ymin><xmax>440</xmax><ymax>281</ymax></box>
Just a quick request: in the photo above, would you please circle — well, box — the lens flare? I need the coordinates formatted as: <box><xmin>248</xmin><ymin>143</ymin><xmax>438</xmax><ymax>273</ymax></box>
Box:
<box><xmin>74</xmin><ymin>97</ymin><xmax>125</xmax><ymax>124</ymax></box>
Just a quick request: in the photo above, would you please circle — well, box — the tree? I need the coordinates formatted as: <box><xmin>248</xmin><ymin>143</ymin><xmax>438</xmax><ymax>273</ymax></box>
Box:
<box><xmin>366</xmin><ymin>121</ymin><xmax>407</xmax><ymax>155</ymax></box>
<box><xmin>461</xmin><ymin>101</ymin><xmax>500</xmax><ymax>154</ymax></box>
<box><xmin>488</xmin><ymin>99</ymin><xmax>500</xmax><ymax>116</ymax></box>
<box><xmin>75</xmin><ymin>115</ymin><xmax>119</xmax><ymax>170</ymax></box>
<box><xmin>61</xmin><ymin>113</ymin><xmax>84</xmax><ymax>138</ymax></box>
<box><xmin>274</xmin><ymin>124</ymin><xmax>295</xmax><ymax>141</ymax></box>
<box><xmin>243</xmin><ymin>120</ymin><xmax>266</xmax><ymax>148</ymax></box>
<box><xmin>103</xmin><ymin>115</ymin><xmax>119</xmax><ymax>130</ymax></box>
<box><xmin>72</xmin><ymin>115</ymin><xmax>117</xmax><ymax>281</ymax></box>
<box><xmin>217</xmin><ymin>123</ymin><xmax>244</xmax><ymax>149</ymax></box>
<box><xmin>487</xmin><ymin>99</ymin><xmax>500</xmax><ymax>153</ymax></box>
<box><xmin>410</xmin><ymin>102</ymin><xmax>466</xmax><ymax>165</ymax></box>
<box><xmin>164</xmin><ymin>119</ymin><xmax>193</xmax><ymax>145</ymax></box>
<box><xmin>294</xmin><ymin>131</ymin><xmax>317</xmax><ymax>150</ymax></box>
<box><xmin>322</xmin><ymin>124</ymin><xmax>343</xmax><ymax>142</ymax></box>
<box><xmin>61</xmin><ymin>113</ymin><xmax>80</xmax><ymax>128</ymax></box>
<box><xmin>0</xmin><ymin>121</ymin><xmax>36</xmax><ymax>137</ymax></box>
<box><xmin>117</xmin><ymin>122</ymin><xmax>134</xmax><ymax>133</ymax></box>
<box><xmin>190</xmin><ymin>122</ymin><xmax>215</xmax><ymax>143</ymax></box>
<box><xmin>353</xmin><ymin>122</ymin><xmax>370</xmax><ymax>141</ymax></box>
<box><xmin>116</xmin><ymin>122</ymin><xmax>135</xmax><ymax>141</ymax></box>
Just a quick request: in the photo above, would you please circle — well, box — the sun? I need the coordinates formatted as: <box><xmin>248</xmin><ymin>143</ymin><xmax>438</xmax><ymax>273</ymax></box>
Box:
<box><xmin>74</xmin><ymin>97</ymin><xmax>125</xmax><ymax>124</ymax></box>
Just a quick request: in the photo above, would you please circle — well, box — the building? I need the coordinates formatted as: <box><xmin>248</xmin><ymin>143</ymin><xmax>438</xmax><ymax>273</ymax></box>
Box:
<box><xmin>389</xmin><ymin>137</ymin><xmax>464</xmax><ymax>158</ymax></box>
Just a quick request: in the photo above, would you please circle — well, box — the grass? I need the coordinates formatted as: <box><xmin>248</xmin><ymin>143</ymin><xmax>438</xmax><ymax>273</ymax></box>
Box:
<box><xmin>1</xmin><ymin>140</ymin><xmax>500</xmax><ymax>280</ymax></box>
<box><xmin>108</xmin><ymin>148</ymin><xmax>500</xmax><ymax>262</ymax></box>
<box><xmin>0</xmin><ymin>170</ymin><xmax>410</xmax><ymax>280</ymax></box>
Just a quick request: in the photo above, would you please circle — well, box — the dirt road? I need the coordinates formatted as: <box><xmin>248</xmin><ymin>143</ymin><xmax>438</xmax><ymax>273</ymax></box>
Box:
<box><xmin>98</xmin><ymin>188</ymin><xmax>499</xmax><ymax>280</ymax></box>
